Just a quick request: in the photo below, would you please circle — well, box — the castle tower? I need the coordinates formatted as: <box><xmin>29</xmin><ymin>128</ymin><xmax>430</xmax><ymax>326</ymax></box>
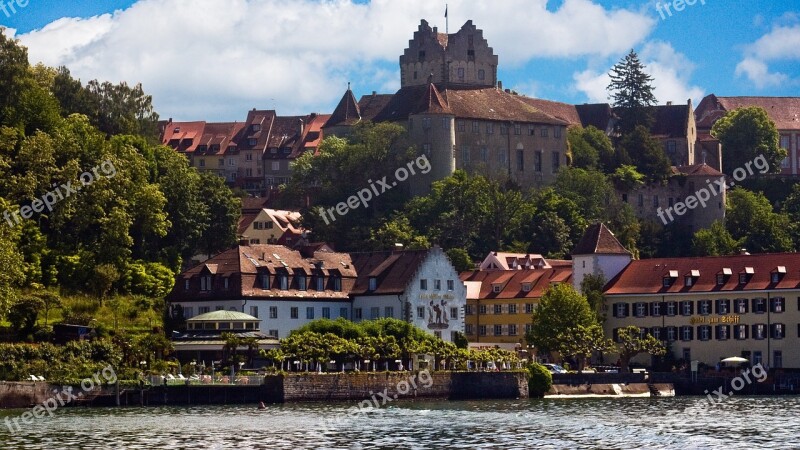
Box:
<box><xmin>323</xmin><ymin>84</ymin><xmax>361</xmax><ymax>137</ymax></box>
<box><xmin>399</xmin><ymin>19</ymin><xmax>497</xmax><ymax>89</ymax></box>
<box><xmin>408</xmin><ymin>83</ymin><xmax>456</xmax><ymax>197</ymax></box>
<box><xmin>571</xmin><ymin>223</ymin><xmax>632</xmax><ymax>293</ymax></box>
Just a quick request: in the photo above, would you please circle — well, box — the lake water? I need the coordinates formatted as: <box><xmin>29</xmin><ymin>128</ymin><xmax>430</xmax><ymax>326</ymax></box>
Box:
<box><xmin>0</xmin><ymin>396</ymin><xmax>797</xmax><ymax>449</ymax></box>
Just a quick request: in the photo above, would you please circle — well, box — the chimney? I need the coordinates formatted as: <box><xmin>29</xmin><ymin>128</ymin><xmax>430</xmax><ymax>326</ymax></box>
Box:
<box><xmin>372</xmin><ymin>91</ymin><xmax>377</xmax><ymax>96</ymax></box>
<box><xmin>667</xmin><ymin>101</ymin><xmax>673</xmax><ymax>106</ymax></box>
<box><xmin>497</xmin><ymin>80</ymin><xmax>503</xmax><ymax>91</ymax></box>
<box><xmin>394</xmin><ymin>243</ymin><xmax>404</xmax><ymax>251</ymax></box>
<box><xmin>239</xmin><ymin>237</ymin><xmax>250</xmax><ymax>246</ymax></box>
<box><xmin>740</xmin><ymin>248</ymin><xmax>750</xmax><ymax>255</ymax></box>
<box><xmin>298</xmin><ymin>118</ymin><xmax>304</xmax><ymax>135</ymax></box>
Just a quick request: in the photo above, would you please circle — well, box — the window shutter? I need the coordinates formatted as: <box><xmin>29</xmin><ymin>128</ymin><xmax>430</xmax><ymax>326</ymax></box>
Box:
<box><xmin>612</xmin><ymin>328</ymin><xmax>620</xmax><ymax>342</ymax></box>
<box><xmin>624</xmin><ymin>303</ymin><xmax>630</xmax><ymax>317</ymax></box>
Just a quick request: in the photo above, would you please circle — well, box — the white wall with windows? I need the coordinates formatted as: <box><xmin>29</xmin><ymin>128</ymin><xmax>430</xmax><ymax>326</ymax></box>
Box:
<box><xmin>174</xmin><ymin>299</ymin><xmax>351</xmax><ymax>340</ymax></box>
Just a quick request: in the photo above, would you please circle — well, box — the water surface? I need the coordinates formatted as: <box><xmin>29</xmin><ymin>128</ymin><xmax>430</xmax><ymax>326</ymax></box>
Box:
<box><xmin>0</xmin><ymin>396</ymin><xmax>795</xmax><ymax>449</ymax></box>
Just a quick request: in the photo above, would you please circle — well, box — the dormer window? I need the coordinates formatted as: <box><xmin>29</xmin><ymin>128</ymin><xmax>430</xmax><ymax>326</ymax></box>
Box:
<box><xmin>297</xmin><ymin>274</ymin><xmax>307</xmax><ymax>291</ymax></box>
<box><xmin>684</xmin><ymin>270</ymin><xmax>700</xmax><ymax>287</ymax></box>
<box><xmin>663</xmin><ymin>270</ymin><xmax>678</xmax><ymax>287</ymax></box>
<box><xmin>260</xmin><ymin>274</ymin><xmax>270</xmax><ymax>289</ymax></box>
<box><xmin>248</xmin><ymin>138</ymin><xmax>257</xmax><ymax>146</ymax></box>
<box><xmin>251</xmin><ymin>123</ymin><xmax>261</xmax><ymax>132</ymax></box>
<box><xmin>369</xmin><ymin>277</ymin><xmax>377</xmax><ymax>291</ymax></box>
<box><xmin>315</xmin><ymin>275</ymin><xmax>325</xmax><ymax>291</ymax></box>
<box><xmin>278</xmin><ymin>273</ymin><xmax>288</xmax><ymax>290</ymax></box>
<box><xmin>200</xmin><ymin>276</ymin><xmax>212</xmax><ymax>291</ymax></box>
<box><xmin>739</xmin><ymin>267</ymin><xmax>754</xmax><ymax>284</ymax></box>
<box><xmin>522</xmin><ymin>283</ymin><xmax>532</xmax><ymax>292</ymax></box>
<box><xmin>772</xmin><ymin>266</ymin><xmax>787</xmax><ymax>283</ymax></box>
<box><xmin>492</xmin><ymin>284</ymin><xmax>502</xmax><ymax>293</ymax></box>
<box><xmin>184</xmin><ymin>280</ymin><xmax>190</xmax><ymax>290</ymax></box>
<box><xmin>717</xmin><ymin>268</ymin><xmax>732</xmax><ymax>285</ymax></box>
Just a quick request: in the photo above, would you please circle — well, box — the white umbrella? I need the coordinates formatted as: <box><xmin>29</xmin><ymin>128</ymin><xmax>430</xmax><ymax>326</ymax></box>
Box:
<box><xmin>721</xmin><ymin>356</ymin><xmax>748</xmax><ymax>364</ymax></box>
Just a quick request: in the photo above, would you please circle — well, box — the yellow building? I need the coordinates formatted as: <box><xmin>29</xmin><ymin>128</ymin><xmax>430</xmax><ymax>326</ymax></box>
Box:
<box><xmin>604</xmin><ymin>252</ymin><xmax>800</xmax><ymax>369</ymax></box>
<box><xmin>461</xmin><ymin>262</ymin><xmax>572</xmax><ymax>353</ymax></box>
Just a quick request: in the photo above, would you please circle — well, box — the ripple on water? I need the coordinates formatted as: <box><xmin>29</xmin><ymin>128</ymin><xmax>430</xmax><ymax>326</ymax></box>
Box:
<box><xmin>0</xmin><ymin>397</ymin><xmax>799</xmax><ymax>449</ymax></box>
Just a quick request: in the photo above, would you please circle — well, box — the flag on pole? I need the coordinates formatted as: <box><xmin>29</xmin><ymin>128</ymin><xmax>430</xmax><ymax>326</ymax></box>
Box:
<box><xmin>445</xmin><ymin>5</ymin><xmax>448</xmax><ymax>18</ymax></box>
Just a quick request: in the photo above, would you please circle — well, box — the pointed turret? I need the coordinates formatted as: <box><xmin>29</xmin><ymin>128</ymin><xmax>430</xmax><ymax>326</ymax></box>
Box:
<box><xmin>325</xmin><ymin>83</ymin><xmax>361</xmax><ymax>128</ymax></box>
<box><xmin>571</xmin><ymin>222</ymin><xmax>632</xmax><ymax>292</ymax></box>
<box><xmin>413</xmin><ymin>82</ymin><xmax>451</xmax><ymax>115</ymax></box>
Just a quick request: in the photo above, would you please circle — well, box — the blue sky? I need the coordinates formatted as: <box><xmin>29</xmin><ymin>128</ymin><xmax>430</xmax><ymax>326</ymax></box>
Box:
<box><xmin>1</xmin><ymin>0</ymin><xmax>798</xmax><ymax>121</ymax></box>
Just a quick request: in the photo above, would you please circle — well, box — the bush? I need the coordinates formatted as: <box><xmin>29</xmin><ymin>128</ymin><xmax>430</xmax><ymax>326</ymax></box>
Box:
<box><xmin>526</xmin><ymin>363</ymin><xmax>553</xmax><ymax>398</ymax></box>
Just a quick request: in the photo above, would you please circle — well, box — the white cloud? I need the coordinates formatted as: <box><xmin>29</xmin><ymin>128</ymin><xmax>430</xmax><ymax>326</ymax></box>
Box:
<box><xmin>17</xmin><ymin>0</ymin><xmax>654</xmax><ymax>121</ymax></box>
<box><xmin>735</xmin><ymin>58</ymin><xmax>788</xmax><ymax>89</ymax></box>
<box><xmin>639</xmin><ymin>41</ymin><xmax>704</xmax><ymax>105</ymax></box>
<box><xmin>735</xmin><ymin>24</ymin><xmax>800</xmax><ymax>89</ymax></box>
<box><xmin>572</xmin><ymin>41</ymin><xmax>703</xmax><ymax>106</ymax></box>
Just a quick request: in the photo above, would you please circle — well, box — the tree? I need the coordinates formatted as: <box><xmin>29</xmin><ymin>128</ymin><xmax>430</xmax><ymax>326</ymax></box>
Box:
<box><xmin>526</xmin><ymin>283</ymin><xmax>597</xmax><ymax>357</ymax></box>
<box><xmin>691</xmin><ymin>221</ymin><xmax>741</xmax><ymax>256</ymax></box>
<box><xmin>8</xmin><ymin>295</ymin><xmax>43</xmax><ymax>338</ymax></box>
<box><xmin>37</xmin><ymin>291</ymin><xmax>61</xmax><ymax>327</ymax></box>
<box><xmin>580</xmin><ymin>274</ymin><xmax>607</xmax><ymax>322</ymax></box>
<box><xmin>615</xmin><ymin>325</ymin><xmax>666</xmax><ymax>373</ymax></box>
<box><xmin>607</xmin><ymin>49</ymin><xmax>657</xmax><ymax>134</ymax></box>
<box><xmin>567</xmin><ymin>126</ymin><xmax>599</xmax><ymax>170</ymax></box>
<box><xmin>526</xmin><ymin>363</ymin><xmax>553</xmax><ymax>398</ymax></box>
<box><xmin>726</xmin><ymin>189</ymin><xmax>792</xmax><ymax>253</ymax></box>
<box><xmin>712</xmin><ymin>107</ymin><xmax>783</xmax><ymax>177</ymax></box>
<box><xmin>609</xmin><ymin>165</ymin><xmax>645</xmax><ymax>191</ymax></box>
<box><xmin>197</xmin><ymin>172</ymin><xmax>241</xmax><ymax>258</ymax></box>
<box><xmin>445</xmin><ymin>248</ymin><xmax>473</xmax><ymax>273</ymax></box>
<box><xmin>618</xmin><ymin>126</ymin><xmax>672</xmax><ymax>183</ymax></box>
<box><xmin>556</xmin><ymin>324</ymin><xmax>615</xmax><ymax>370</ymax></box>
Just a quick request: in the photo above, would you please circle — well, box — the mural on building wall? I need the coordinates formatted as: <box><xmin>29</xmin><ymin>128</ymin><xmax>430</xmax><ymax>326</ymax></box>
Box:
<box><xmin>424</xmin><ymin>294</ymin><xmax>454</xmax><ymax>330</ymax></box>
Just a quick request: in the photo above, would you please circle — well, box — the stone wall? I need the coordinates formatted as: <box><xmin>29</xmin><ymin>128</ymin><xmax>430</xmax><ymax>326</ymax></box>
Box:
<box><xmin>281</xmin><ymin>371</ymin><xmax>527</xmax><ymax>402</ymax></box>
<box><xmin>0</xmin><ymin>382</ymin><xmax>51</xmax><ymax>409</ymax></box>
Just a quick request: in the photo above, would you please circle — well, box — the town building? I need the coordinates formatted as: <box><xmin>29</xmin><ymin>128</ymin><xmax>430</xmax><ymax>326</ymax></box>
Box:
<box><xmin>624</xmin><ymin>163</ymin><xmax>726</xmax><ymax>231</ymax></box>
<box><xmin>695</xmin><ymin>95</ymin><xmax>800</xmax><ymax>175</ymax></box>
<box><xmin>324</xmin><ymin>20</ymin><xmax>570</xmax><ymax>194</ymax></box>
<box><xmin>166</xmin><ymin>244</ymin><xmax>466</xmax><ymax>343</ymax></box>
<box><xmin>350</xmin><ymin>246</ymin><xmax>467</xmax><ymax>343</ymax></box>
<box><xmin>171</xmin><ymin>310</ymin><xmax>278</xmax><ymax>364</ymax></box>
<box><xmin>166</xmin><ymin>243</ymin><xmax>357</xmax><ymax>340</ymax></box>
<box><xmin>238</xmin><ymin>201</ymin><xmax>305</xmax><ymax>246</ymax></box>
<box><xmin>604</xmin><ymin>251</ymin><xmax>800</xmax><ymax>369</ymax></box>
<box><xmin>159</xmin><ymin>111</ymin><xmax>329</xmax><ymax>196</ymax></box>
<box><xmin>461</xmin><ymin>265</ymin><xmax>572</xmax><ymax>352</ymax></box>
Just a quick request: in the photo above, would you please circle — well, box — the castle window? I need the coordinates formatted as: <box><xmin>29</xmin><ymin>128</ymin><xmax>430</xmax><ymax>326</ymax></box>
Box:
<box><xmin>554</xmin><ymin>127</ymin><xmax>562</xmax><ymax>138</ymax></box>
<box><xmin>478</xmin><ymin>69</ymin><xmax>485</xmax><ymax>80</ymax></box>
<box><xmin>540</xmin><ymin>128</ymin><xmax>549</xmax><ymax>138</ymax></box>
<box><xmin>480</xmin><ymin>148</ymin><xmax>488</xmax><ymax>162</ymax></box>
<box><xmin>418</xmin><ymin>50</ymin><xmax>425</xmax><ymax>60</ymax></box>
<box><xmin>457</xmin><ymin>120</ymin><xmax>465</xmax><ymax>132</ymax></box>
<box><xmin>486</xmin><ymin>123</ymin><xmax>494</xmax><ymax>134</ymax></box>
<box><xmin>458</xmin><ymin>68</ymin><xmax>465</xmax><ymax>81</ymax></box>
<box><xmin>517</xmin><ymin>150</ymin><xmax>524</xmax><ymax>171</ymax></box>
<box><xmin>500</xmin><ymin>124</ymin><xmax>508</xmax><ymax>135</ymax></box>
<box><xmin>534</xmin><ymin>151</ymin><xmax>542</xmax><ymax>172</ymax></box>
<box><xmin>442</xmin><ymin>118</ymin><xmax>450</xmax><ymax>130</ymax></box>
<box><xmin>413</xmin><ymin>71</ymin><xmax>418</xmax><ymax>80</ymax></box>
<box><xmin>514</xmin><ymin>124</ymin><xmax>521</xmax><ymax>135</ymax></box>
<box><xmin>422</xmin><ymin>143</ymin><xmax>431</xmax><ymax>155</ymax></box>
<box><xmin>472</xmin><ymin>121</ymin><xmax>480</xmax><ymax>133</ymax></box>
<box><xmin>422</xmin><ymin>117</ymin><xmax>431</xmax><ymax>129</ymax></box>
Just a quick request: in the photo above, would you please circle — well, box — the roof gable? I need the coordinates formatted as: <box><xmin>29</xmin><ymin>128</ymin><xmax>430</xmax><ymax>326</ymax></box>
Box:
<box><xmin>572</xmin><ymin>223</ymin><xmax>630</xmax><ymax>256</ymax></box>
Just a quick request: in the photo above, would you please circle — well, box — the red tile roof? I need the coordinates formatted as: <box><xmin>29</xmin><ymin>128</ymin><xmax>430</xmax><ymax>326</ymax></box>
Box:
<box><xmin>352</xmin><ymin>84</ymin><xmax>568</xmax><ymax>126</ymax></box>
<box><xmin>673</xmin><ymin>163</ymin><xmax>725</xmax><ymax>177</ymax></box>
<box><xmin>605</xmin><ymin>253</ymin><xmax>800</xmax><ymax>295</ymax></box>
<box><xmin>168</xmin><ymin>244</ymin><xmax>356</xmax><ymax>302</ymax></box>
<box><xmin>326</xmin><ymin>89</ymin><xmax>361</xmax><ymax>127</ymax></box>
<box><xmin>350</xmin><ymin>250</ymin><xmax>430</xmax><ymax>295</ymax></box>
<box><xmin>696</xmin><ymin>94</ymin><xmax>800</xmax><ymax>131</ymax></box>
<box><xmin>517</xmin><ymin>98</ymin><xmax>582</xmax><ymax>125</ymax></box>
<box><xmin>460</xmin><ymin>267</ymin><xmax>573</xmax><ymax>299</ymax></box>
<box><xmin>414</xmin><ymin>83</ymin><xmax>452</xmax><ymax>115</ymax></box>
<box><xmin>572</xmin><ymin>223</ymin><xmax>630</xmax><ymax>255</ymax></box>
<box><xmin>646</xmin><ymin>103</ymin><xmax>690</xmax><ymax>138</ymax></box>
<box><xmin>161</xmin><ymin>121</ymin><xmax>207</xmax><ymax>153</ymax></box>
